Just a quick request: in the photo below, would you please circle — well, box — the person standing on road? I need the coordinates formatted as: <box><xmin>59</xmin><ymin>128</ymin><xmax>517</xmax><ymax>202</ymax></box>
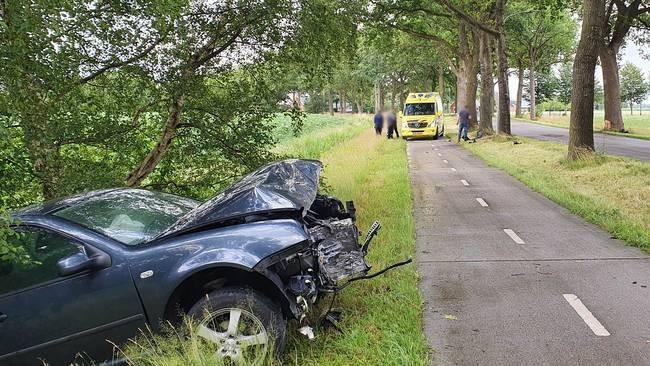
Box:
<box><xmin>386</xmin><ymin>111</ymin><xmax>399</xmax><ymax>139</ymax></box>
<box><xmin>457</xmin><ymin>105</ymin><xmax>470</xmax><ymax>142</ymax></box>
<box><xmin>374</xmin><ymin>110</ymin><xmax>384</xmax><ymax>136</ymax></box>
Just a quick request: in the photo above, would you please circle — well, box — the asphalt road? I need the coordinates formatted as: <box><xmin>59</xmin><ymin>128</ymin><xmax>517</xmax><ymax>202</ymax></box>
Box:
<box><xmin>408</xmin><ymin>140</ymin><xmax>650</xmax><ymax>365</ymax></box>
<box><xmin>511</xmin><ymin>119</ymin><xmax>650</xmax><ymax>162</ymax></box>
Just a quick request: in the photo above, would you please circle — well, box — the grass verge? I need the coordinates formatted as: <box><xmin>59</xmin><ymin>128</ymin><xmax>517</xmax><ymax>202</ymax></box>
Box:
<box><xmin>456</xmin><ymin>134</ymin><xmax>650</xmax><ymax>252</ymax></box>
<box><xmin>284</xmin><ymin>129</ymin><xmax>428</xmax><ymax>365</ymax></box>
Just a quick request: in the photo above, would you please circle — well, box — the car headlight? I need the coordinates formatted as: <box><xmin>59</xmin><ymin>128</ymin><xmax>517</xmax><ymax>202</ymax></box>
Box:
<box><xmin>429</xmin><ymin>117</ymin><xmax>442</xmax><ymax>127</ymax></box>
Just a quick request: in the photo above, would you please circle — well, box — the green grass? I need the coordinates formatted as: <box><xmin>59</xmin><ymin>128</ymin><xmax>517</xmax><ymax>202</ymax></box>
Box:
<box><xmin>515</xmin><ymin>110</ymin><xmax>650</xmax><ymax>140</ymax></box>
<box><xmin>284</xmin><ymin>128</ymin><xmax>428</xmax><ymax>365</ymax></box>
<box><xmin>120</xmin><ymin>114</ymin><xmax>429</xmax><ymax>365</ymax></box>
<box><xmin>274</xmin><ymin>114</ymin><xmax>370</xmax><ymax>159</ymax></box>
<box><xmin>455</xmin><ymin>133</ymin><xmax>650</xmax><ymax>252</ymax></box>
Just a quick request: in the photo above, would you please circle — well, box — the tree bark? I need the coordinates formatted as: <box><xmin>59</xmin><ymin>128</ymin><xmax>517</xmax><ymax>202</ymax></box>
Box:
<box><xmin>479</xmin><ymin>32</ymin><xmax>494</xmax><ymax>134</ymax></box>
<box><xmin>599</xmin><ymin>47</ymin><xmax>624</xmax><ymax>131</ymax></box>
<box><xmin>457</xmin><ymin>22</ymin><xmax>479</xmax><ymax>128</ymax></box>
<box><xmin>391</xmin><ymin>81</ymin><xmax>397</xmax><ymax>112</ymax></box>
<box><xmin>438</xmin><ymin>66</ymin><xmax>445</xmax><ymax>101</ymax></box>
<box><xmin>516</xmin><ymin>65</ymin><xmax>524</xmax><ymax>118</ymax></box>
<box><xmin>328</xmin><ymin>89</ymin><xmax>334</xmax><ymax>115</ymax></box>
<box><xmin>529</xmin><ymin>59</ymin><xmax>537</xmax><ymax>120</ymax></box>
<box><xmin>127</xmin><ymin>95</ymin><xmax>185</xmax><ymax>186</ymax></box>
<box><xmin>495</xmin><ymin>2</ymin><xmax>511</xmax><ymax>135</ymax></box>
<box><xmin>568</xmin><ymin>0</ymin><xmax>605</xmax><ymax>159</ymax></box>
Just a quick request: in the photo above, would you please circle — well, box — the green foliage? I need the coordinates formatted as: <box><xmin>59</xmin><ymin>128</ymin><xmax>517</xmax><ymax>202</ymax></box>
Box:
<box><xmin>0</xmin><ymin>0</ymin><xmax>364</xmax><ymax>207</ymax></box>
<box><xmin>523</xmin><ymin>69</ymin><xmax>560</xmax><ymax>105</ymax></box>
<box><xmin>557</xmin><ymin>62</ymin><xmax>573</xmax><ymax>105</ymax></box>
<box><xmin>620</xmin><ymin>62</ymin><xmax>650</xmax><ymax>111</ymax></box>
<box><xmin>0</xmin><ymin>212</ymin><xmax>30</xmax><ymax>266</ymax></box>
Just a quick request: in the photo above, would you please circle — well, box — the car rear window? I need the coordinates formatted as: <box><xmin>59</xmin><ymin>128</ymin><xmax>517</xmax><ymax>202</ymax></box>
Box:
<box><xmin>53</xmin><ymin>189</ymin><xmax>198</xmax><ymax>246</ymax></box>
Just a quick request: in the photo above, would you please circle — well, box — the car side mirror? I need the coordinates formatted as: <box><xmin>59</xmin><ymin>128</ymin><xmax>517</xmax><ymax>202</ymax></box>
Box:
<box><xmin>57</xmin><ymin>251</ymin><xmax>109</xmax><ymax>277</ymax></box>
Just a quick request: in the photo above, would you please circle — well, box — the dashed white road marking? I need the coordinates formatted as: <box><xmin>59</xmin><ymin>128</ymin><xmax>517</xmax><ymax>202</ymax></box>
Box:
<box><xmin>443</xmin><ymin>159</ymin><xmax>449</xmax><ymax>164</ymax></box>
<box><xmin>503</xmin><ymin>229</ymin><xmax>525</xmax><ymax>244</ymax></box>
<box><xmin>434</xmin><ymin>148</ymin><xmax>439</xmax><ymax>151</ymax></box>
<box><xmin>460</xmin><ymin>179</ymin><xmax>469</xmax><ymax>186</ymax></box>
<box><xmin>476</xmin><ymin>198</ymin><xmax>488</xmax><ymax>207</ymax></box>
<box><xmin>563</xmin><ymin>294</ymin><xmax>611</xmax><ymax>337</ymax></box>
<box><xmin>451</xmin><ymin>168</ymin><xmax>457</xmax><ymax>172</ymax></box>
<box><xmin>437</xmin><ymin>153</ymin><xmax>442</xmax><ymax>157</ymax></box>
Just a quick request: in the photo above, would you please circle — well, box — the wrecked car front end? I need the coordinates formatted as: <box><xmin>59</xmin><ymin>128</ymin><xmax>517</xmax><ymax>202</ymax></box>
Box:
<box><xmin>159</xmin><ymin>159</ymin><xmax>410</xmax><ymax>329</ymax></box>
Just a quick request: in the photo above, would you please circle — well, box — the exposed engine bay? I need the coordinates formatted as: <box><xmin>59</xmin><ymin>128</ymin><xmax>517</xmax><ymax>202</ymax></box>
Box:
<box><xmin>269</xmin><ymin>194</ymin><xmax>411</xmax><ymax>324</ymax></box>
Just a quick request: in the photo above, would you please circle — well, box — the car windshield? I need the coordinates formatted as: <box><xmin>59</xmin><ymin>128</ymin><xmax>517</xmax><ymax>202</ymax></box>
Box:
<box><xmin>404</xmin><ymin>103</ymin><xmax>436</xmax><ymax>116</ymax></box>
<box><xmin>53</xmin><ymin>189</ymin><xmax>199</xmax><ymax>245</ymax></box>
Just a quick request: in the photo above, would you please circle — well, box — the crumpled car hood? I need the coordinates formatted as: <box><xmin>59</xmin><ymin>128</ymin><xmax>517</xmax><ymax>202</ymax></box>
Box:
<box><xmin>158</xmin><ymin>159</ymin><xmax>322</xmax><ymax>237</ymax></box>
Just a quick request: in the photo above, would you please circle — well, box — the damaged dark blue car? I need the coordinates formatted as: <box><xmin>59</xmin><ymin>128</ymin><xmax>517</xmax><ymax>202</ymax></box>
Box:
<box><xmin>0</xmin><ymin>159</ymin><xmax>410</xmax><ymax>365</ymax></box>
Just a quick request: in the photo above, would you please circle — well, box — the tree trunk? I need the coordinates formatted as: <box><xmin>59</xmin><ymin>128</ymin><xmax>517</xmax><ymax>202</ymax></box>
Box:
<box><xmin>340</xmin><ymin>90</ymin><xmax>346</xmax><ymax>113</ymax></box>
<box><xmin>391</xmin><ymin>81</ymin><xmax>397</xmax><ymax>112</ymax></box>
<box><xmin>630</xmin><ymin>103</ymin><xmax>633</xmax><ymax>115</ymax></box>
<box><xmin>127</xmin><ymin>95</ymin><xmax>185</xmax><ymax>186</ymax></box>
<box><xmin>328</xmin><ymin>90</ymin><xmax>334</xmax><ymax>115</ymax></box>
<box><xmin>600</xmin><ymin>47</ymin><xmax>625</xmax><ymax>131</ymax></box>
<box><xmin>516</xmin><ymin>64</ymin><xmax>524</xmax><ymax>118</ymax></box>
<box><xmin>495</xmin><ymin>5</ymin><xmax>511</xmax><ymax>135</ymax></box>
<box><xmin>438</xmin><ymin>67</ymin><xmax>445</xmax><ymax>113</ymax></box>
<box><xmin>479</xmin><ymin>32</ymin><xmax>494</xmax><ymax>134</ymax></box>
<box><xmin>459</xmin><ymin>25</ymin><xmax>480</xmax><ymax>129</ymax></box>
<box><xmin>529</xmin><ymin>61</ymin><xmax>537</xmax><ymax>120</ymax></box>
<box><xmin>374</xmin><ymin>82</ymin><xmax>382</xmax><ymax>113</ymax></box>
<box><xmin>568</xmin><ymin>0</ymin><xmax>605</xmax><ymax>159</ymax></box>
<box><xmin>357</xmin><ymin>100</ymin><xmax>363</xmax><ymax>114</ymax></box>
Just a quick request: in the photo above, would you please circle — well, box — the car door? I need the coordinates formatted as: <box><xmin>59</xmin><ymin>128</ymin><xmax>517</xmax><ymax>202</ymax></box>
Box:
<box><xmin>0</xmin><ymin>226</ymin><xmax>146</xmax><ymax>365</ymax></box>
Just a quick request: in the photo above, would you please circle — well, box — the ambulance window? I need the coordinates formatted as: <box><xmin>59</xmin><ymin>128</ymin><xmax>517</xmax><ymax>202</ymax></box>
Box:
<box><xmin>404</xmin><ymin>103</ymin><xmax>436</xmax><ymax>116</ymax></box>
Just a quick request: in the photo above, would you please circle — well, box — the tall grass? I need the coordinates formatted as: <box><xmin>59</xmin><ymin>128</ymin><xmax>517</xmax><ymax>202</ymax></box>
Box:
<box><xmin>285</xmin><ymin>129</ymin><xmax>429</xmax><ymax>365</ymax></box>
<box><xmin>274</xmin><ymin>114</ymin><xmax>370</xmax><ymax>159</ymax></box>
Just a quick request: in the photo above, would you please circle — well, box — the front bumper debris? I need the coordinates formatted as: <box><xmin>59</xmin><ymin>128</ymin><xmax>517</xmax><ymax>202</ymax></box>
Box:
<box><xmin>309</xmin><ymin>219</ymin><xmax>411</xmax><ymax>292</ymax></box>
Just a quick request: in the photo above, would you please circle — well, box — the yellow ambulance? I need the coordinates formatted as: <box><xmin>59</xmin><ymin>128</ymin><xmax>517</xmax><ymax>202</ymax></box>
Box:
<box><xmin>400</xmin><ymin>92</ymin><xmax>445</xmax><ymax>139</ymax></box>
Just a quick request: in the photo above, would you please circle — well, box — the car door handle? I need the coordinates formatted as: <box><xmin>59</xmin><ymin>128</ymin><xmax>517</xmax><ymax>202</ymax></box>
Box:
<box><xmin>0</xmin><ymin>313</ymin><xmax>7</xmax><ymax>323</ymax></box>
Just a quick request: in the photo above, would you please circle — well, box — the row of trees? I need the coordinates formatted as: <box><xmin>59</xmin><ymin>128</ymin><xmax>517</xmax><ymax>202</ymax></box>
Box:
<box><xmin>318</xmin><ymin>0</ymin><xmax>648</xmax><ymax>157</ymax></box>
<box><xmin>1</xmin><ymin>0</ymin><xmax>649</xmax><ymax>209</ymax></box>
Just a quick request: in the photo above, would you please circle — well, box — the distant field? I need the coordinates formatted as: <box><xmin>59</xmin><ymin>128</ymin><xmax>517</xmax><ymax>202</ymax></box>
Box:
<box><xmin>517</xmin><ymin>110</ymin><xmax>650</xmax><ymax>139</ymax></box>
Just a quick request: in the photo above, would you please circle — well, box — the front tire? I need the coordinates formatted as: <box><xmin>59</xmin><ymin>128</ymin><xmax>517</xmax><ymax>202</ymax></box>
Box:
<box><xmin>433</xmin><ymin>126</ymin><xmax>440</xmax><ymax>140</ymax></box>
<box><xmin>188</xmin><ymin>287</ymin><xmax>286</xmax><ymax>361</ymax></box>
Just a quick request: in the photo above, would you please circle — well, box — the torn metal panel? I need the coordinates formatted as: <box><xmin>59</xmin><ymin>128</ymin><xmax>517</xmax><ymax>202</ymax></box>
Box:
<box><xmin>310</xmin><ymin>219</ymin><xmax>370</xmax><ymax>285</ymax></box>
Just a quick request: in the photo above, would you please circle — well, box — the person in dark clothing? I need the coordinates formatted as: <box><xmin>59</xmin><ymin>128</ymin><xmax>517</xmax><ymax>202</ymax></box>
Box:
<box><xmin>373</xmin><ymin>111</ymin><xmax>384</xmax><ymax>136</ymax></box>
<box><xmin>457</xmin><ymin>105</ymin><xmax>470</xmax><ymax>142</ymax></box>
<box><xmin>386</xmin><ymin>111</ymin><xmax>399</xmax><ymax>139</ymax></box>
